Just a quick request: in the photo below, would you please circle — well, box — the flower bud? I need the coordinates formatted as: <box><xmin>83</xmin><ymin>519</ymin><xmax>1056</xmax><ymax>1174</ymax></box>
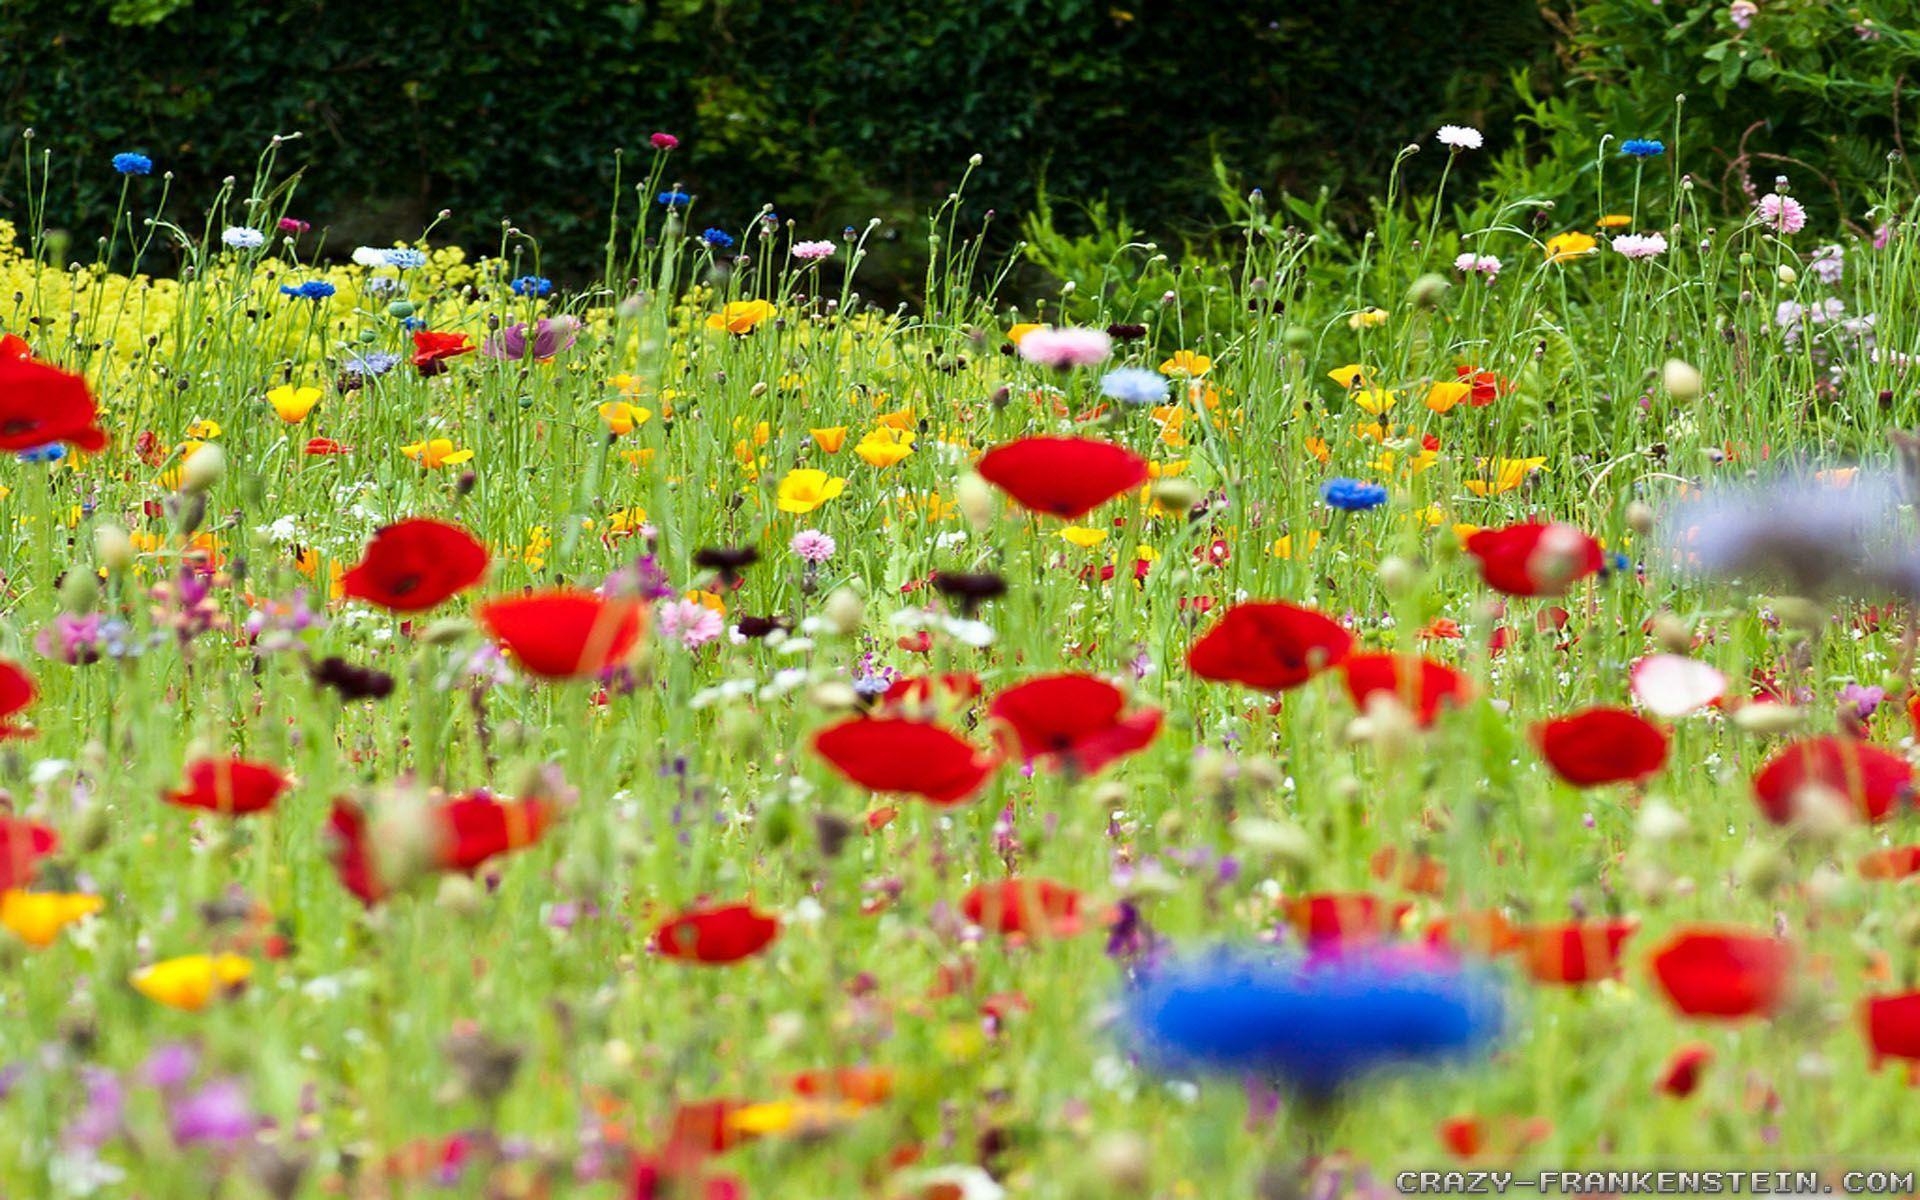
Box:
<box><xmin>1662</xmin><ymin>359</ymin><xmax>1702</xmax><ymax>402</ymax></box>
<box><xmin>1377</xmin><ymin>555</ymin><xmax>1419</xmax><ymax>596</ymax></box>
<box><xmin>1733</xmin><ymin>702</ymin><xmax>1805</xmax><ymax>734</ymax></box>
<box><xmin>179</xmin><ymin>443</ymin><xmax>225</xmax><ymax>493</ymax></box>
<box><xmin>955</xmin><ymin>473</ymin><xmax>997</xmax><ymax>532</ymax></box>
<box><xmin>93</xmin><ymin>524</ymin><xmax>134</xmax><ymax>572</ymax></box>
<box><xmin>1406</xmin><ymin>272</ymin><xmax>1451</xmax><ymax>310</ymax></box>
<box><xmin>1625</xmin><ymin>500</ymin><xmax>1656</xmax><ymax>535</ymax></box>
<box><xmin>1151</xmin><ymin>478</ymin><xmax>1203</xmax><ymax>514</ymax></box>
<box><xmin>59</xmin><ymin>569</ymin><xmax>99</xmax><ymax>615</ymax></box>
<box><xmin>1776</xmin><ymin>264</ymin><xmax>1797</xmax><ymax>285</ymax></box>
<box><xmin>822</xmin><ymin>588</ymin><xmax>864</xmax><ymax>635</ymax></box>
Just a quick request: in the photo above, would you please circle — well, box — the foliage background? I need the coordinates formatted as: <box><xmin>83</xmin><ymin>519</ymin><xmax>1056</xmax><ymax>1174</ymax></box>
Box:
<box><xmin>1</xmin><ymin>0</ymin><xmax>1916</xmax><ymax>295</ymax></box>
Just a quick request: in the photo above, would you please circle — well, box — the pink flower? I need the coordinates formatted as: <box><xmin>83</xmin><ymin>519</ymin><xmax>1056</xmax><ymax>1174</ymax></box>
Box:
<box><xmin>793</xmin><ymin>240</ymin><xmax>837</xmax><ymax>261</ymax></box>
<box><xmin>649</xmin><ymin>132</ymin><xmax>679</xmax><ymax>151</ymax></box>
<box><xmin>1756</xmin><ymin>193</ymin><xmax>1807</xmax><ymax>235</ymax></box>
<box><xmin>1729</xmin><ymin>0</ymin><xmax>1756</xmax><ymax>29</ymax></box>
<box><xmin>1611</xmin><ymin>233</ymin><xmax>1668</xmax><ymax>260</ymax></box>
<box><xmin>277</xmin><ymin>217</ymin><xmax>310</xmax><ymax>235</ymax></box>
<box><xmin>1453</xmin><ymin>252</ymin><xmax>1502</xmax><ymax>280</ymax></box>
<box><xmin>657</xmin><ymin>598</ymin><xmax>723</xmax><ymax>649</ymax></box>
<box><xmin>791</xmin><ymin>529</ymin><xmax>837</xmax><ymax>564</ymax></box>
<box><xmin>1016</xmin><ymin>327</ymin><xmax>1113</xmax><ymax>370</ymax></box>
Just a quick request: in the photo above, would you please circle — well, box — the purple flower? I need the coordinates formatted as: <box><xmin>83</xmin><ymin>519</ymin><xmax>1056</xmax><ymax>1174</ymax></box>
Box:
<box><xmin>171</xmin><ymin>1078</ymin><xmax>258</xmax><ymax>1146</ymax></box>
<box><xmin>64</xmin><ymin>1068</ymin><xmax>124</xmax><ymax>1151</ymax></box>
<box><xmin>141</xmin><ymin>1043</ymin><xmax>200</xmax><ymax>1093</ymax></box>
<box><xmin>37</xmin><ymin>612</ymin><xmax>107</xmax><ymax>665</ymax></box>
<box><xmin>1756</xmin><ymin>192</ymin><xmax>1808</xmax><ymax>235</ymax></box>
<box><xmin>1841</xmin><ymin>683</ymin><xmax>1886</xmax><ymax>721</ymax></box>
<box><xmin>792</xmin><ymin>240</ymin><xmax>837</xmax><ymax>261</ymax></box>
<box><xmin>649</xmin><ymin>132</ymin><xmax>679</xmax><ymax>151</ymax></box>
<box><xmin>482</xmin><ymin>316</ymin><xmax>581</xmax><ymax>361</ymax></box>
<box><xmin>1017</xmin><ymin>327</ymin><xmax>1113</xmax><ymax>370</ymax></box>
<box><xmin>791</xmin><ymin>529</ymin><xmax>837</xmax><ymax>564</ymax></box>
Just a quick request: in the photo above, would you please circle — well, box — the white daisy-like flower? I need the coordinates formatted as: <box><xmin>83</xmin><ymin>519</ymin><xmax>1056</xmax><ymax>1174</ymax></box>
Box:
<box><xmin>1436</xmin><ymin>124</ymin><xmax>1484</xmax><ymax>151</ymax></box>
<box><xmin>221</xmin><ymin>226</ymin><xmax>265</xmax><ymax>249</ymax></box>
<box><xmin>1611</xmin><ymin>232</ymin><xmax>1669</xmax><ymax>260</ymax></box>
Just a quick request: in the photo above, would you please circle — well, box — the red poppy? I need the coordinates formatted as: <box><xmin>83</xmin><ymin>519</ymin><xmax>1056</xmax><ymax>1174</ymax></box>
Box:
<box><xmin>1649</xmin><ymin>927</ymin><xmax>1792</xmax><ymax>1019</ymax></box>
<box><xmin>654</xmin><ymin>902</ymin><xmax>780</xmax><ymax>964</ymax></box>
<box><xmin>974</xmin><ymin>436</ymin><xmax>1148</xmax><ymax>519</ymax></box>
<box><xmin>1863</xmin><ymin>992</ymin><xmax>1920</xmax><ymax>1067</ymax></box>
<box><xmin>1455</xmin><ymin>365</ymin><xmax>1511</xmax><ymax>407</ymax></box>
<box><xmin>1340</xmin><ymin>653</ymin><xmax>1470</xmax><ymax>727</ymax></box>
<box><xmin>1436</xmin><ymin>1115</ymin><xmax>1550</xmax><ymax>1161</ymax></box>
<box><xmin>960</xmin><ymin>879</ymin><xmax>1084</xmax><ymax>938</ymax></box>
<box><xmin>0</xmin><ymin>816</ymin><xmax>57</xmax><ymax>890</ymax></box>
<box><xmin>1464</xmin><ymin>521</ymin><xmax>1603</xmax><ymax>597</ymax></box>
<box><xmin>874</xmin><ymin>673</ymin><xmax>984</xmax><ymax>717</ymax></box>
<box><xmin>1370</xmin><ymin>847</ymin><xmax>1448</xmax><ymax>896</ymax></box>
<box><xmin>436</xmin><ymin>792</ymin><xmax>553</xmax><ymax>872</ymax></box>
<box><xmin>1187</xmin><ymin>601</ymin><xmax>1353</xmax><ymax>691</ymax></box>
<box><xmin>164</xmin><ymin>757</ymin><xmax>290</xmax><ymax>816</ymax></box>
<box><xmin>1532</xmin><ymin>707</ymin><xmax>1668</xmax><ymax>787</ymax></box>
<box><xmin>478</xmin><ymin>590</ymin><xmax>647</xmax><ymax>679</ymax></box>
<box><xmin>812</xmin><ymin>717</ymin><xmax>997</xmax><ymax>804</ymax></box>
<box><xmin>1750</xmin><ymin>736</ymin><xmax>1912</xmax><ymax>825</ymax></box>
<box><xmin>0</xmin><ymin>333</ymin><xmax>31</xmax><ymax>361</ymax></box>
<box><xmin>304</xmin><ymin>437</ymin><xmax>348</xmax><ymax>456</ymax></box>
<box><xmin>632</xmin><ymin>1149</ymin><xmax>746</xmax><ymax>1200</ymax></box>
<box><xmin>1512</xmin><ymin>919</ymin><xmax>1637</xmax><ymax>985</ymax></box>
<box><xmin>1282</xmin><ymin>892</ymin><xmax>1408</xmax><ymax>946</ymax></box>
<box><xmin>790</xmin><ymin>1066</ymin><xmax>894</xmax><ymax>1106</ymax></box>
<box><xmin>326</xmin><ymin>800</ymin><xmax>383</xmax><ymax>905</ymax></box>
<box><xmin>1425</xmin><ymin>909</ymin><xmax>1521</xmax><ymax>956</ymax></box>
<box><xmin>411</xmin><ymin>329</ymin><xmax>475</xmax><ymax>375</ymax></box>
<box><xmin>986</xmin><ymin>673</ymin><xmax>1162</xmax><ymax>774</ymax></box>
<box><xmin>342</xmin><ymin>518</ymin><xmax>490</xmax><ymax>613</ymax></box>
<box><xmin>0</xmin><ymin>659</ymin><xmax>35</xmax><ymax>739</ymax></box>
<box><xmin>663</xmin><ymin>1098</ymin><xmax>754</xmax><ymax>1157</ymax></box>
<box><xmin>0</xmin><ymin>354</ymin><xmax>108</xmax><ymax>452</ymax></box>
<box><xmin>1657</xmin><ymin>1043</ymin><xmax>1713</xmax><ymax>1098</ymax></box>
<box><xmin>1859</xmin><ymin>845</ymin><xmax>1920</xmax><ymax>881</ymax></box>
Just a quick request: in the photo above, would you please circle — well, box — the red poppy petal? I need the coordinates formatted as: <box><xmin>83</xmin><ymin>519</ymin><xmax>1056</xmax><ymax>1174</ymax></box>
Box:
<box><xmin>1188</xmin><ymin>601</ymin><xmax>1353</xmax><ymax>691</ymax></box>
<box><xmin>342</xmin><ymin>518</ymin><xmax>491</xmax><ymax>612</ymax></box>
<box><xmin>812</xmin><ymin>717</ymin><xmax>997</xmax><ymax>804</ymax></box>
<box><xmin>1533</xmin><ymin>707</ymin><xmax>1668</xmax><ymax>787</ymax></box>
<box><xmin>479</xmin><ymin>590</ymin><xmax>647</xmax><ymax>679</ymax></box>
<box><xmin>975</xmin><ymin>436</ymin><xmax>1148</xmax><ymax>519</ymax></box>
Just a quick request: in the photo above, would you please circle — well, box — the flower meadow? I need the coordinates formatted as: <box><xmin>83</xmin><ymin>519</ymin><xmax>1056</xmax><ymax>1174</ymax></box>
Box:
<box><xmin>4</xmin><ymin>127</ymin><xmax>1920</xmax><ymax>1197</ymax></box>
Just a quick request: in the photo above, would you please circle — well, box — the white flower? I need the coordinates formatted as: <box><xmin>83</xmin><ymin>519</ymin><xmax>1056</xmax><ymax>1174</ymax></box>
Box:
<box><xmin>351</xmin><ymin>245</ymin><xmax>389</xmax><ymax>267</ymax></box>
<box><xmin>902</xmin><ymin>1167</ymin><xmax>1004</xmax><ymax>1200</ymax></box>
<box><xmin>221</xmin><ymin>226</ymin><xmax>265</xmax><ymax>249</ymax></box>
<box><xmin>1610</xmin><ymin>232</ymin><xmax>1668</xmax><ymax>260</ymax></box>
<box><xmin>1436</xmin><ymin>124</ymin><xmax>1484</xmax><ymax>151</ymax></box>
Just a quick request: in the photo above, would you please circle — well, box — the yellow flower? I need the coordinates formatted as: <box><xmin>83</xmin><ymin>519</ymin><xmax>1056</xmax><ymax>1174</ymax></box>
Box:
<box><xmin>1327</xmin><ymin>364</ymin><xmax>1370</xmax><ymax>390</ymax></box>
<box><xmin>1348</xmin><ymin>307</ymin><xmax>1388</xmax><ymax>330</ymax></box>
<box><xmin>1464</xmin><ymin>456</ymin><xmax>1548</xmax><ymax>496</ymax></box>
<box><xmin>1545</xmin><ymin>232</ymin><xmax>1598</xmax><ymax>263</ymax></box>
<box><xmin>1007</xmin><ymin>322</ymin><xmax>1044</xmax><ymax>345</ymax></box>
<box><xmin>293</xmin><ymin>547</ymin><xmax>346</xmax><ymax>602</ymax></box>
<box><xmin>620</xmin><ymin>448</ymin><xmax>657</xmax><ymax>469</ymax></box>
<box><xmin>1597</xmin><ymin>213</ymin><xmax>1632</xmax><ymax>229</ymax></box>
<box><xmin>598</xmin><ymin>401</ymin><xmax>653</xmax><ymax>435</ymax></box>
<box><xmin>131</xmin><ymin>953</ymin><xmax>253</xmax><ymax>1012</ymax></box>
<box><xmin>686</xmin><ymin>589</ymin><xmax>726</xmax><ymax>614</ymax></box>
<box><xmin>776</xmin><ymin>468</ymin><xmax>847</xmax><ymax>514</ymax></box>
<box><xmin>605</xmin><ymin>508</ymin><xmax>649</xmax><ymax>535</ymax></box>
<box><xmin>608</xmin><ymin>372</ymin><xmax>647</xmax><ymax>398</ymax></box>
<box><xmin>811</xmin><ymin>426</ymin><xmax>849</xmax><ymax>454</ymax></box>
<box><xmin>1452</xmin><ymin>522</ymin><xmax>1483</xmax><ymax>544</ymax></box>
<box><xmin>1423</xmin><ymin>381</ymin><xmax>1473</xmax><ymax>414</ymax></box>
<box><xmin>1269</xmin><ymin>530</ymin><xmax>1323</xmax><ymax>560</ymax></box>
<box><xmin>1371</xmin><ymin>449</ymin><xmax>1439</xmax><ymax>476</ymax></box>
<box><xmin>402</xmin><ymin>438</ymin><xmax>474</xmax><ymax>469</ymax></box>
<box><xmin>1160</xmin><ymin>350</ymin><xmax>1212</xmax><ymax>377</ymax></box>
<box><xmin>0</xmin><ymin>891</ymin><xmax>103</xmax><ymax>948</ymax></box>
<box><xmin>1305</xmin><ymin>437</ymin><xmax>1331</xmax><ymax>464</ymax></box>
<box><xmin>727</xmin><ymin>1099</ymin><xmax>865</xmax><ymax>1138</ymax></box>
<box><xmin>265</xmin><ymin>385</ymin><xmax>322</xmax><ymax>424</ymax></box>
<box><xmin>705</xmin><ymin>299</ymin><xmax>776</xmax><ymax>334</ymax></box>
<box><xmin>1060</xmin><ymin>526</ymin><xmax>1108</xmax><ymax>548</ymax></box>
<box><xmin>1352</xmin><ymin>387</ymin><xmax>1398</xmax><ymax>416</ymax></box>
<box><xmin>186</xmin><ymin>418</ymin><xmax>222</xmax><ymax>439</ymax></box>
<box><xmin>521</xmin><ymin>526</ymin><xmax>551</xmax><ymax>570</ymax></box>
<box><xmin>874</xmin><ymin>407</ymin><xmax>915</xmax><ymax>430</ymax></box>
<box><xmin>854</xmin><ymin>427</ymin><xmax>915</xmax><ymax>468</ymax></box>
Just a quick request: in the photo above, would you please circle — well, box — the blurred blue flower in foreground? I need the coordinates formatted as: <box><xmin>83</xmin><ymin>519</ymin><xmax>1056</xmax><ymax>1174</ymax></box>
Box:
<box><xmin>1661</xmin><ymin>469</ymin><xmax>1912</xmax><ymax>597</ymax></box>
<box><xmin>1127</xmin><ymin>947</ymin><xmax>1503</xmax><ymax>1095</ymax></box>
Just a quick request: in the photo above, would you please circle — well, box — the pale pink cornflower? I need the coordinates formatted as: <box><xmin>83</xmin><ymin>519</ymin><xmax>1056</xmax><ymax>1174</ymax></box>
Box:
<box><xmin>1453</xmin><ymin>252</ymin><xmax>1502</xmax><ymax>280</ymax></box>
<box><xmin>1435</xmin><ymin>125</ymin><xmax>1483</xmax><ymax>151</ymax></box>
<box><xmin>657</xmin><ymin>598</ymin><xmax>723</xmax><ymax>649</ymax></box>
<box><xmin>1611</xmin><ymin>233</ymin><xmax>1668</xmax><ymax>260</ymax></box>
<box><xmin>791</xmin><ymin>529</ymin><xmax>837</xmax><ymax>564</ymax></box>
<box><xmin>1756</xmin><ymin>192</ymin><xmax>1807</xmax><ymax>235</ymax></box>
<box><xmin>1016</xmin><ymin>327</ymin><xmax>1112</xmax><ymax>369</ymax></box>
<box><xmin>792</xmin><ymin>240</ymin><xmax>837</xmax><ymax>261</ymax></box>
<box><xmin>1729</xmin><ymin>0</ymin><xmax>1756</xmax><ymax>29</ymax></box>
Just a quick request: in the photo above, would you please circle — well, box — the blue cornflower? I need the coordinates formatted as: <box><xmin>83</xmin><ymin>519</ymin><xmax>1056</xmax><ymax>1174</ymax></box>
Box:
<box><xmin>657</xmin><ymin>190</ymin><xmax>691</xmax><ymax>209</ymax></box>
<box><xmin>701</xmin><ymin>228</ymin><xmax>735</xmax><ymax>251</ymax></box>
<box><xmin>1321</xmin><ymin>477</ymin><xmax>1390</xmax><ymax>512</ymax></box>
<box><xmin>400</xmin><ymin>316</ymin><xmax>426</xmax><ymax>331</ymax></box>
<box><xmin>343</xmin><ymin>351</ymin><xmax>402</xmax><ymax>378</ymax></box>
<box><xmin>1128</xmin><ymin>949</ymin><xmax>1504</xmax><ymax>1095</ymax></box>
<box><xmin>280</xmin><ymin>281</ymin><xmax>337</xmax><ymax>301</ymax></box>
<box><xmin>384</xmin><ymin>248</ymin><xmax>427</xmax><ymax>271</ymax></box>
<box><xmin>1100</xmin><ymin>367</ymin><xmax>1170</xmax><ymax>407</ymax></box>
<box><xmin>510</xmin><ymin>275</ymin><xmax>553</xmax><ymax>298</ymax></box>
<box><xmin>1620</xmin><ymin>139</ymin><xmax>1666</xmax><ymax>158</ymax></box>
<box><xmin>111</xmin><ymin>153</ymin><xmax>153</xmax><ymax>176</ymax></box>
<box><xmin>18</xmin><ymin>444</ymin><xmax>66</xmax><ymax>465</ymax></box>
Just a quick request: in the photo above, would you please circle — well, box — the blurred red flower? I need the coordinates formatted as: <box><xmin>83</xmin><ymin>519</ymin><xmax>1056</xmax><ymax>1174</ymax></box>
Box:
<box><xmin>812</xmin><ymin>717</ymin><xmax>997</xmax><ymax>804</ymax></box>
<box><xmin>1650</xmin><ymin>927</ymin><xmax>1792</xmax><ymax>1019</ymax></box>
<box><xmin>0</xmin><ymin>816</ymin><xmax>57</xmax><ymax>890</ymax></box>
<box><xmin>1533</xmin><ymin>707</ymin><xmax>1668</xmax><ymax>787</ymax></box>
<box><xmin>986</xmin><ymin>673</ymin><xmax>1162</xmax><ymax>774</ymax></box>
<box><xmin>1465</xmin><ymin>521</ymin><xmax>1602</xmax><ymax>597</ymax></box>
<box><xmin>479</xmin><ymin>590</ymin><xmax>647</xmax><ymax>679</ymax></box>
<box><xmin>974</xmin><ymin>436</ymin><xmax>1148</xmax><ymax>519</ymax></box>
<box><xmin>1187</xmin><ymin>601</ymin><xmax>1353</xmax><ymax>691</ymax></box>
<box><xmin>164</xmin><ymin>757</ymin><xmax>290</xmax><ymax>816</ymax></box>
<box><xmin>1513</xmin><ymin>919</ymin><xmax>1637</xmax><ymax>985</ymax></box>
<box><xmin>961</xmin><ymin>879</ymin><xmax>1084</xmax><ymax>938</ymax></box>
<box><xmin>1340</xmin><ymin>652</ymin><xmax>1470</xmax><ymax>727</ymax></box>
<box><xmin>655</xmin><ymin>902</ymin><xmax>780</xmax><ymax>964</ymax></box>
<box><xmin>1751</xmin><ymin>736</ymin><xmax>1912</xmax><ymax>824</ymax></box>
<box><xmin>342</xmin><ymin>518</ymin><xmax>490</xmax><ymax>612</ymax></box>
<box><xmin>0</xmin><ymin>355</ymin><xmax>108</xmax><ymax>452</ymax></box>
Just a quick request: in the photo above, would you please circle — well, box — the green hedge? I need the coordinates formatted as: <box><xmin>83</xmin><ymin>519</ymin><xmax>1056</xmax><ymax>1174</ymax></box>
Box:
<box><xmin>0</xmin><ymin>0</ymin><xmax>1553</xmax><ymax>291</ymax></box>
